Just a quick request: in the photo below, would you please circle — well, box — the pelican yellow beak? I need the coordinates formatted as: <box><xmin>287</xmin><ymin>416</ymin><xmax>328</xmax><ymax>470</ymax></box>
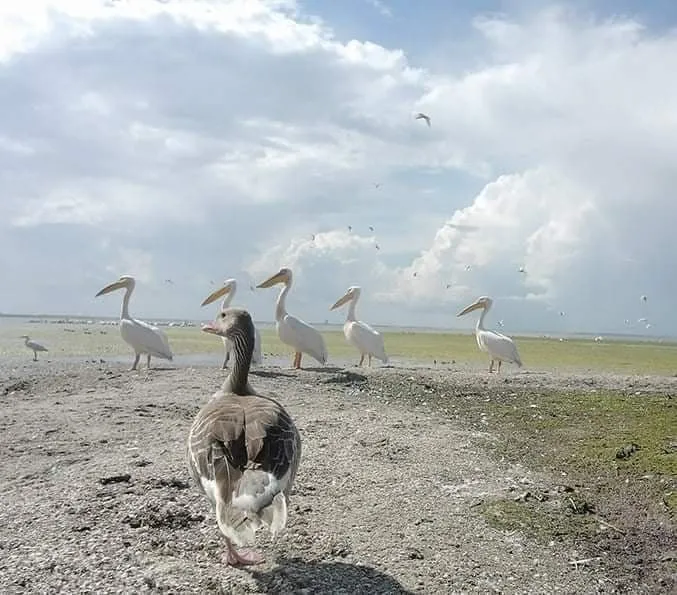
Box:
<box><xmin>257</xmin><ymin>270</ymin><xmax>287</xmax><ymax>289</ymax></box>
<box><xmin>457</xmin><ymin>300</ymin><xmax>484</xmax><ymax>317</ymax></box>
<box><xmin>95</xmin><ymin>279</ymin><xmax>127</xmax><ymax>297</ymax></box>
<box><xmin>201</xmin><ymin>285</ymin><xmax>232</xmax><ymax>307</ymax></box>
<box><xmin>330</xmin><ymin>291</ymin><xmax>352</xmax><ymax>311</ymax></box>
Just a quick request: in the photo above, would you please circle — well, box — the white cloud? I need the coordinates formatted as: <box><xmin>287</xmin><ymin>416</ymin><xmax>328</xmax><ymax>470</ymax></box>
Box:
<box><xmin>0</xmin><ymin>3</ymin><xmax>676</xmax><ymax>334</ymax></box>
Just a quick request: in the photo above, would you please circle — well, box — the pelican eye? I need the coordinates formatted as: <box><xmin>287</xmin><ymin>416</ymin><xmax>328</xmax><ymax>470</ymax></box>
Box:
<box><xmin>220</xmin><ymin>312</ymin><xmax>227</xmax><ymax>318</ymax></box>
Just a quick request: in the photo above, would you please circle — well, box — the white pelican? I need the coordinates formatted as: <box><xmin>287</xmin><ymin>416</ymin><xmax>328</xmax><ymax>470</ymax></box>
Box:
<box><xmin>20</xmin><ymin>335</ymin><xmax>48</xmax><ymax>361</ymax></box>
<box><xmin>95</xmin><ymin>275</ymin><xmax>174</xmax><ymax>370</ymax></box>
<box><xmin>200</xmin><ymin>278</ymin><xmax>263</xmax><ymax>369</ymax></box>
<box><xmin>188</xmin><ymin>307</ymin><xmax>301</xmax><ymax>566</ymax></box>
<box><xmin>330</xmin><ymin>286</ymin><xmax>388</xmax><ymax>367</ymax></box>
<box><xmin>457</xmin><ymin>296</ymin><xmax>522</xmax><ymax>373</ymax></box>
<box><xmin>256</xmin><ymin>267</ymin><xmax>328</xmax><ymax>369</ymax></box>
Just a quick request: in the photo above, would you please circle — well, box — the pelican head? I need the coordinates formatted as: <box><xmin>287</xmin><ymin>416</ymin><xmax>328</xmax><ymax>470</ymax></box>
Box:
<box><xmin>257</xmin><ymin>267</ymin><xmax>292</xmax><ymax>289</ymax></box>
<box><xmin>201</xmin><ymin>278</ymin><xmax>237</xmax><ymax>307</ymax></box>
<box><xmin>202</xmin><ymin>307</ymin><xmax>254</xmax><ymax>342</ymax></box>
<box><xmin>330</xmin><ymin>285</ymin><xmax>361</xmax><ymax>310</ymax></box>
<box><xmin>20</xmin><ymin>335</ymin><xmax>29</xmax><ymax>340</ymax></box>
<box><xmin>458</xmin><ymin>295</ymin><xmax>493</xmax><ymax>317</ymax></box>
<box><xmin>95</xmin><ymin>275</ymin><xmax>135</xmax><ymax>297</ymax></box>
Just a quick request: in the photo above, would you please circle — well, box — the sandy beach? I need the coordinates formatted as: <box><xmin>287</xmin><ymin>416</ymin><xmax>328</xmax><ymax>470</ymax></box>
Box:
<box><xmin>1</xmin><ymin>354</ymin><xmax>675</xmax><ymax>594</ymax></box>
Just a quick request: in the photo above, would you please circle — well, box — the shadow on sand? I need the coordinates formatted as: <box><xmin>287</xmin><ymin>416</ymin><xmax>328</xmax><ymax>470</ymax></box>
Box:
<box><xmin>250</xmin><ymin>557</ymin><xmax>414</xmax><ymax>594</ymax></box>
<box><xmin>250</xmin><ymin>370</ymin><xmax>296</xmax><ymax>379</ymax></box>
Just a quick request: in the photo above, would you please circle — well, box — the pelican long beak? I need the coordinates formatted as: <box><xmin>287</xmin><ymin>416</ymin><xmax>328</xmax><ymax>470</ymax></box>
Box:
<box><xmin>330</xmin><ymin>292</ymin><xmax>352</xmax><ymax>311</ymax></box>
<box><xmin>95</xmin><ymin>279</ymin><xmax>127</xmax><ymax>297</ymax></box>
<box><xmin>457</xmin><ymin>300</ymin><xmax>484</xmax><ymax>317</ymax></box>
<box><xmin>257</xmin><ymin>270</ymin><xmax>286</xmax><ymax>289</ymax></box>
<box><xmin>201</xmin><ymin>285</ymin><xmax>232</xmax><ymax>307</ymax></box>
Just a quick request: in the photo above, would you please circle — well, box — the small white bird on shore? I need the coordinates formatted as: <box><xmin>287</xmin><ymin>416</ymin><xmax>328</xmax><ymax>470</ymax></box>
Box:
<box><xmin>20</xmin><ymin>335</ymin><xmax>48</xmax><ymax>361</ymax></box>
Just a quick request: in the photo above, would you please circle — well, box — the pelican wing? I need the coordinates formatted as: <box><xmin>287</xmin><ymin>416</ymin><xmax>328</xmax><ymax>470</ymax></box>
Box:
<box><xmin>278</xmin><ymin>313</ymin><xmax>327</xmax><ymax>364</ymax></box>
<box><xmin>478</xmin><ymin>329</ymin><xmax>522</xmax><ymax>366</ymax></box>
<box><xmin>120</xmin><ymin>318</ymin><xmax>173</xmax><ymax>360</ymax></box>
<box><xmin>345</xmin><ymin>320</ymin><xmax>388</xmax><ymax>362</ymax></box>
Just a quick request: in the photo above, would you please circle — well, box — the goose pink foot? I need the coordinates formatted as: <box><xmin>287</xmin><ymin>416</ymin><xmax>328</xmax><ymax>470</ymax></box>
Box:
<box><xmin>224</xmin><ymin>545</ymin><xmax>265</xmax><ymax>566</ymax></box>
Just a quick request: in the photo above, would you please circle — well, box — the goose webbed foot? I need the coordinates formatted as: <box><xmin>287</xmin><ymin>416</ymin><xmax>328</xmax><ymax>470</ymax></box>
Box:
<box><xmin>223</xmin><ymin>541</ymin><xmax>265</xmax><ymax>566</ymax></box>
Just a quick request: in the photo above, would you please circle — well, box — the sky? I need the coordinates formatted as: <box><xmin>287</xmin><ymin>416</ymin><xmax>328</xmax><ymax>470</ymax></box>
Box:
<box><xmin>1</xmin><ymin>0</ymin><xmax>675</xmax><ymax>336</ymax></box>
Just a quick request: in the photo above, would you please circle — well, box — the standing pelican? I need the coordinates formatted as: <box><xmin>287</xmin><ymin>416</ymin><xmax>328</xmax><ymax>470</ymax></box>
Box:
<box><xmin>256</xmin><ymin>267</ymin><xmax>327</xmax><ymax>369</ymax></box>
<box><xmin>200</xmin><ymin>278</ymin><xmax>263</xmax><ymax>369</ymax></box>
<box><xmin>20</xmin><ymin>335</ymin><xmax>48</xmax><ymax>361</ymax></box>
<box><xmin>457</xmin><ymin>296</ymin><xmax>522</xmax><ymax>373</ymax></box>
<box><xmin>187</xmin><ymin>307</ymin><xmax>301</xmax><ymax>566</ymax></box>
<box><xmin>95</xmin><ymin>275</ymin><xmax>173</xmax><ymax>370</ymax></box>
<box><xmin>330</xmin><ymin>286</ymin><xmax>388</xmax><ymax>367</ymax></box>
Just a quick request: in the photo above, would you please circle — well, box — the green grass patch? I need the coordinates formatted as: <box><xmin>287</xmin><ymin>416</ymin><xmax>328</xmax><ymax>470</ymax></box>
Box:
<box><xmin>479</xmin><ymin>499</ymin><xmax>598</xmax><ymax>542</ymax></box>
<box><xmin>2</xmin><ymin>321</ymin><xmax>677</xmax><ymax>375</ymax></box>
<box><xmin>486</xmin><ymin>391</ymin><xmax>677</xmax><ymax>481</ymax></box>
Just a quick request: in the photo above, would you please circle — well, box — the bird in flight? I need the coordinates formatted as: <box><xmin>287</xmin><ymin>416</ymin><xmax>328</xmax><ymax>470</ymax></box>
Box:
<box><xmin>415</xmin><ymin>112</ymin><xmax>431</xmax><ymax>127</ymax></box>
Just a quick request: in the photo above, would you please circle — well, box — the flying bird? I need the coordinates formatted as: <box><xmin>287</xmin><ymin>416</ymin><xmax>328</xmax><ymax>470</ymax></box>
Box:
<box><xmin>415</xmin><ymin>112</ymin><xmax>431</xmax><ymax>127</ymax></box>
<box><xmin>20</xmin><ymin>335</ymin><xmax>48</xmax><ymax>361</ymax></box>
<box><xmin>369</xmin><ymin>226</ymin><xmax>374</xmax><ymax>232</ymax></box>
<box><xmin>257</xmin><ymin>267</ymin><xmax>328</xmax><ymax>369</ymax></box>
<box><xmin>330</xmin><ymin>286</ymin><xmax>388</xmax><ymax>367</ymax></box>
<box><xmin>188</xmin><ymin>307</ymin><xmax>301</xmax><ymax>567</ymax></box>
<box><xmin>457</xmin><ymin>296</ymin><xmax>522</xmax><ymax>373</ymax></box>
<box><xmin>200</xmin><ymin>278</ymin><xmax>263</xmax><ymax>369</ymax></box>
<box><xmin>95</xmin><ymin>275</ymin><xmax>174</xmax><ymax>370</ymax></box>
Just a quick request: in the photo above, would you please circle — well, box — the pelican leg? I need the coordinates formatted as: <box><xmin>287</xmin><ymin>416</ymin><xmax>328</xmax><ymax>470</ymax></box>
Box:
<box><xmin>146</xmin><ymin>354</ymin><xmax>152</xmax><ymax>370</ymax></box>
<box><xmin>358</xmin><ymin>354</ymin><xmax>365</xmax><ymax>367</ymax></box>
<box><xmin>131</xmin><ymin>353</ymin><xmax>140</xmax><ymax>371</ymax></box>
<box><xmin>293</xmin><ymin>352</ymin><xmax>302</xmax><ymax>369</ymax></box>
<box><xmin>368</xmin><ymin>354</ymin><xmax>372</xmax><ymax>367</ymax></box>
<box><xmin>497</xmin><ymin>360</ymin><xmax>502</xmax><ymax>373</ymax></box>
<box><xmin>297</xmin><ymin>352</ymin><xmax>304</xmax><ymax>369</ymax></box>
<box><xmin>222</xmin><ymin>350</ymin><xmax>230</xmax><ymax>370</ymax></box>
<box><xmin>33</xmin><ymin>350</ymin><xmax>38</xmax><ymax>362</ymax></box>
<box><xmin>488</xmin><ymin>359</ymin><xmax>494</xmax><ymax>373</ymax></box>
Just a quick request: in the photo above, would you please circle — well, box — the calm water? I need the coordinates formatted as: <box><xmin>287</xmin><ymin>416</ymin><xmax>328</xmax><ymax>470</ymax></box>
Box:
<box><xmin>0</xmin><ymin>314</ymin><xmax>669</xmax><ymax>342</ymax></box>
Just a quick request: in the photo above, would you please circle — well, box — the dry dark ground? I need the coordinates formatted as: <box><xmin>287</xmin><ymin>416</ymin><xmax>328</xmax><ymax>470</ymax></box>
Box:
<box><xmin>0</xmin><ymin>359</ymin><xmax>675</xmax><ymax>594</ymax></box>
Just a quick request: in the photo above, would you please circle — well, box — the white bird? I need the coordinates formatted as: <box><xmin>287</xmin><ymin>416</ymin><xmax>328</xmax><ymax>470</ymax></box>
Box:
<box><xmin>330</xmin><ymin>286</ymin><xmax>388</xmax><ymax>367</ymax></box>
<box><xmin>200</xmin><ymin>278</ymin><xmax>263</xmax><ymax>369</ymax></box>
<box><xmin>457</xmin><ymin>296</ymin><xmax>523</xmax><ymax>373</ymax></box>
<box><xmin>256</xmin><ymin>267</ymin><xmax>328</xmax><ymax>369</ymax></box>
<box><xmin>415</xmin><ymin>112</ymin><xmax>431</xmax><ymax>127</ymax></box>
<box><xmin>20</xmin><ymin>335</ymin><xmax>48</xmax><ymax>361</ymax></box>
<box><xmin>188</xmin><ymin>307</ymin><xmax>301</xmax><ymax>567</ymax></box>
<box><xmin>95</xmin><ymin>275</ymin><xmax>174</xmax><ymax>370</ymax></box>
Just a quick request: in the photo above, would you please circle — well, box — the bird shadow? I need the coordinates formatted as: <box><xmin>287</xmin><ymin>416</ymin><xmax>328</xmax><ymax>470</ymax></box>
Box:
<box><xmin>249</xmin><ymin>557</ymin><xmax>414</xmax><ymax>594</ymax></box>
<box><xmin>250</xmin><ymin>370</ymin><xmax>296</xmax><ymax>379</ymax></box>
<box><xmin>301</xmin><ymin>366</ymin><xmax>344</xmax><ymax>373</ymax></box>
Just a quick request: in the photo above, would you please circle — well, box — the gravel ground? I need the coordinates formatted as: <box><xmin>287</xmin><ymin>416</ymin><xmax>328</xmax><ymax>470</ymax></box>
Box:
<box><xmin>1</xmin><ymin>358</ymin><xmax>675</xmax><ymax>594</ymax></box>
